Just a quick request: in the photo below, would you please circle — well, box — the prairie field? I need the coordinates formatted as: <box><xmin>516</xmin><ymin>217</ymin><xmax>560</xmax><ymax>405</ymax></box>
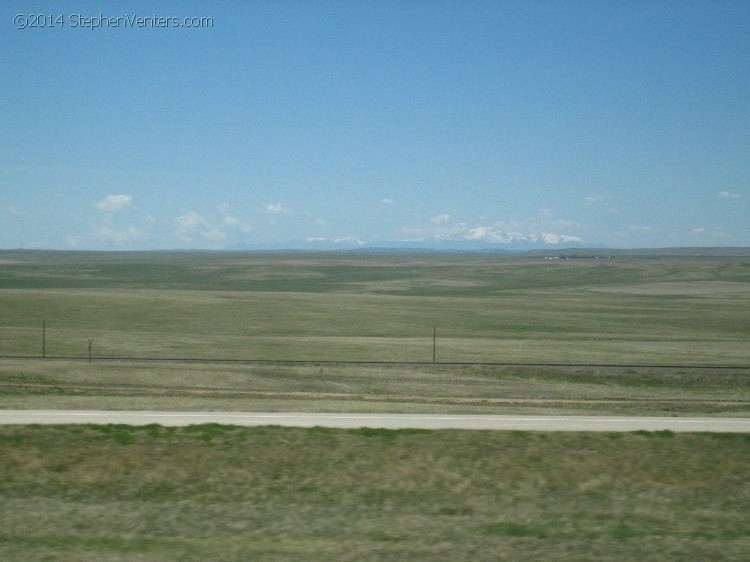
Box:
<box><xmin>1</xmin><ymin>249</ymin><xmax>749</xmax><ymax>560</ymax></box>
<box><xmin>0</xmin><ymin>249</ymin><xmax>749</xmax><ymax>415</ymax></box>
<box><xmin>1</xmin><ymin>249</ymin><xmax>749</xmax><ymax>364</ymax></box>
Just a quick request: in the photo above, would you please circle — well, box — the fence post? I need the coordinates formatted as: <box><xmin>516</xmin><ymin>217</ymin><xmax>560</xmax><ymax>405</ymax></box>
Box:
<box><xmin>42</xmin><ymin>320</ymin><xmax>46</xmax><ymax>359</ymax></box>
<box><xmin>88</xmin><ymin>338</ymin><xmax>93</xmax><ymax>364</ymax></box>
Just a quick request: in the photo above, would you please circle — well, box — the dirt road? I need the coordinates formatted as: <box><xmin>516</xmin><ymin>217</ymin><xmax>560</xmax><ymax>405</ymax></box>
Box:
<box><xmin>0</xmin><ymin>410</ymin><xmax>748</xmax><ymax>432</ymax></box>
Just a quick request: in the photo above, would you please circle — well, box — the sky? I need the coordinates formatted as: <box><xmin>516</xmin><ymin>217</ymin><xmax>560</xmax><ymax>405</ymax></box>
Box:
<box><xmin>2</xmin><ymin>0</ymin><xmax>749</xmax><ymax>250</ymax></box>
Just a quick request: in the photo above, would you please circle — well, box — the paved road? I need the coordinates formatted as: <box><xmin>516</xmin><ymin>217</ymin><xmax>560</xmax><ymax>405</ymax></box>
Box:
<box><xmin>0</xmin><ymin>410</ymin><xmax>748</xmax><ymax>432</ymax></box>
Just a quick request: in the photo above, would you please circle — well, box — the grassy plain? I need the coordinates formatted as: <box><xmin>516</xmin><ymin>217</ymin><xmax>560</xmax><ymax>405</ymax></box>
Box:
<box><xmin>1</xmin><ymin>250</ymin><xmax>749</xmax><ymax>561</ymax></box>
<box><xmin>1</xmin><ymin>425</ymin><xmax>748</xmax><ymax>561</ymax></box>
<box><xmin>1</xmin><ymin>249</ymin><xmax>749</xmax><ymax>415</ymax></box>
<box><xmin>1</xmin><ymin>249</ymin><xmax>749</xmax><ymax>364</ymax></box>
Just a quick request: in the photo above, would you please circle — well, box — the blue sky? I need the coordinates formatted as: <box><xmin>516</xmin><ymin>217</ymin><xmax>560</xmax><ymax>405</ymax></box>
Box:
<box><xmin>2</xmin><ymin>0</ymin><xmax>748</xmax><ymax>250</ymax></box>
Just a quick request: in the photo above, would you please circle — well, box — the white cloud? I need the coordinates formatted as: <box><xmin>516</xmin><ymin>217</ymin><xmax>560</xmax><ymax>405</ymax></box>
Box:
<box><xmin>541</xmin><ymin>233</ymin><xmax>562</xmax><ymax>244</ymax></box>
<box><xmin>305</xmin><ymin>236</ymin><xmax>366</xmax><ymax>246</ymax></box>
<box><xmin>202</xmin><ymin>227</ymin><xmax>227</xmax><ymax>243</ymax></box>
<box><xmin>265</xmin><ymin>203</ymin><xmax>293</xmax><ymax>214</ymax></box>
<box><xmin>691</xmin><ymin>227</ymin><xmax>705</xmax><ymax>234</ymax></box>
<box><xmin>466</xmin><ymin>226</ymin><xmax>529</xmax><ymax>244</ymax></box>
<box><xmin>466</xmin><ymin>226</ymin><xmax>497</xmax><ymax>241</ymax></box>
<box><xmin>718</xmin><ymin>190</ymin><xmax>741</xmax><ymax>199</ymax></box>
<box><xmin>219</xmin><ymin>205</ymin><xmax>252</xmax><ymax>233</ymax></box>
<box><xmin>431</xmin><ymin>213</ymin><xmax>451</xmax><ymax>226</ymax></box>
<box><xmin>96</xmin><ymin>194</ymin><xmax>132</xmax><ymax>212</ymax></box>
<box><xmin>380</xmin><ymin>198</ymin><xmax>394</xmax><ymax>205</ymax></box>
<box><xmin>177</xmin><ymin>211</ymin><xmax>207</xmax><ymax>230</ymax></box>
<box><xmin>175</xmin><ymin>208</ymin><xmax>252</xmax><ymax>244</ymax></box>
<box><xmin>175</xmin><ymin>211</ymin><xmax>209</xmax><ymax>242</ymax></box>
<box><xmin>541</xmin><ymin>232</ymin><xmax>584</xmax><ymax>244</ymax></box>
<box><xmin>263</xmin><ymin>202</ymin><xmax>325</xmax><ymax>231</ymax></box>
<box><xmin>95</xmin><ymin>225</ymin><xmax>148</xmax><ymax>246</ymax></box>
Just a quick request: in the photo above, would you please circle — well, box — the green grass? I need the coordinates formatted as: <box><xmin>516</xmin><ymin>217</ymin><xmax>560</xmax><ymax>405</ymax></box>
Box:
<box><xmin>1</xmin><ymin>250</ymin><xmax>749</xmax><ymax>365</ymax></box>
<box><xmin>0</xmin><ymin>425</ymin><xmax>747</xmax><ymax>561</ymax></box>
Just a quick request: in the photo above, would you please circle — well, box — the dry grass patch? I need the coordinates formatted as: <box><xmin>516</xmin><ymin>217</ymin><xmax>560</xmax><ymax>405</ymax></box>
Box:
<box><xmin>1</xmin><ymin>359</ymin><xmax>748</xmax><ymax>416</ymax></box>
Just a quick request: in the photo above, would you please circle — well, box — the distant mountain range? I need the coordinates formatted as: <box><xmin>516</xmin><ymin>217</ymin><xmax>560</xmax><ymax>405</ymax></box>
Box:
<box><xmin>222</xmin><ymin>238</ymin><xmax>750</xmax><ymax>258</ymax></box>
<box><xmin>2</xmin><ymin>246</ymin><xmax>749</xmax><ymax>259</ymax></box>
<box><xmin>228</xmin><ymin>236</ymin><xmax>593</xmax><ymax>252</ymax></box>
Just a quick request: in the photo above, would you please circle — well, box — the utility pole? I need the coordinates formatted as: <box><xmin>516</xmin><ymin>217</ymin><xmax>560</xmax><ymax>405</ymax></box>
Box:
<box><xmin>42</xmin><ymin>320</ymin><xmax>46</xmax><ymax>359</ymax></box>
<box><xmin>87</xmin><ymin>338</ymin><xmax>93</xmax><ymax>365</ymax></box>
<box><xmin>432</xmin><ymin>325</ymin><xmax>436</xmax><ymax>364</ymax></box>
